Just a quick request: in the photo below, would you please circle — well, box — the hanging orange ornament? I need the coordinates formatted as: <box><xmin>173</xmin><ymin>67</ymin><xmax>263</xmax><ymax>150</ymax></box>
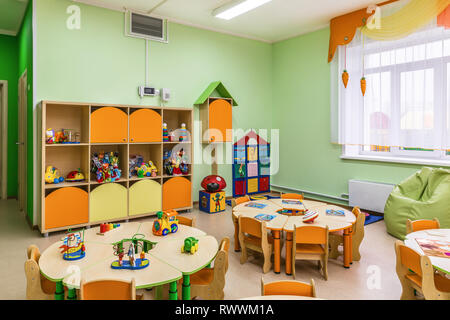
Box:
<box><xmin>360</xmin><ymin>77</ymin><xmax>366</xmax><ymax>96</ymax></box>
<box><xmin>342</xmin><ymin>70</ymin><xmax>349</xmax><ymax>88</ymax></box>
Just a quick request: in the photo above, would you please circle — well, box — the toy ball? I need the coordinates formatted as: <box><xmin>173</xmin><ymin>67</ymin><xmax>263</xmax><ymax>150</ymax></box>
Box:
<box><xmin>302</xmin><ymin>210</ymin><xmax>319</xmax><ymax>223</ymax></box>
<box><xmin>201</xmin><ymin>175</ymin><xmax>226</xmax><ymax>193</ymax></box>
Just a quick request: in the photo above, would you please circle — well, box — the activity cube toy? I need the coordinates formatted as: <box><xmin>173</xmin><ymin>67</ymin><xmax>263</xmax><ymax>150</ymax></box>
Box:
<box><xmin>199</xmin><ymin>190</ymin><xmax>226</xmax><ymax>214</ymax></box>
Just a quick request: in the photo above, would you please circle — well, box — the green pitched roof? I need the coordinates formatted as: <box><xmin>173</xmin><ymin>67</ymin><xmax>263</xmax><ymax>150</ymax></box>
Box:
<box><xmin>194</xmin><ymin>81</ymin><xmax>238</xmax><ymax>106</ymax></box>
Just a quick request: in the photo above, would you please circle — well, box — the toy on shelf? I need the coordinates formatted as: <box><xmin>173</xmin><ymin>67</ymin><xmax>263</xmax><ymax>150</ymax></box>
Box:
<box><xmin>302</xmin><ymin>210</ymin><xmax>319</xmax><ymax>223</ymax></box>
<box><xmin>163</xmin><ymin>123</ymin><xmax>169</xmax><ymax>142</ymax></box>
<box><xmin>136</xmin><ymin>161</ymin><xmax>158</xmax><ymax>178</ymax></box>
<box><xmin>97</xmin><ymin>222</ymin><xmax>121</xmax><ymax>235</ymax></box>
<box><xmin>55</xmin><ymin>130</ymin><xmax>66</xmax><ymax>143</ymax></box>
<box><xmin>46</xmin><ymin>128</ymin><xmax>81</xmax><ymax>144</ymax></box>
<box><xmin>168</xmin><ymin>130</ymin><xmax>175</xmax><ymax>142</ymax></box>
<box><xmin>199</xmin><ymin>175</ymin><xmax>226</xmax><ymax>214</ymax></box>
<box><xmin>45</xmin><ymin>166</ymin><xmax>64</xmax><ymax>184</ymax></box>
<box><xmin>163</xmin><ymin>149</ymin><xmax>189</xmax><ymax>176</ymax></box>
<box><xmin>62</xmin><ymin>129</ymin><xmax>80</xmax><ymax>144</ymax></box>
<box><xmin>59</xmin><ymin>229</ymin><xmax>86</xmax><ymax>261</ymax></box>
<box><xmin>66</xmin><ymin>168</ymin><xmax>85</xmax><ymax>182</ymax></box>
<box><xmin>181</xmin><ymin>237</ymin><xmax>199</xmax><ymax>254</ymax></box>
<box><xmin>46</xmin><ymin>128</ymin><xmax>55</xmax><ymax>144</ymax></box>
<box><xmin>179</xmin><ymin>123</ymin><xmax>187</xmax><ymax>142</ymax></box>
<box><xmin>152</xmin><ymin>210</ymin><xmax>179</xmax><ymax>236</ymax></box>
<box><xmin>111</xmin><ymin>234</ymin><xmax>155</xmax><ymax>270</ymax></box>
<box><xmin>129</xmin><ymin>155</ymin><xmax>144</xmax><ymax>178</ymax></box>
<box><xmin>91</xmin><ymin>151</ymin><xmax>122</xmax><ymax>183</ymax></box>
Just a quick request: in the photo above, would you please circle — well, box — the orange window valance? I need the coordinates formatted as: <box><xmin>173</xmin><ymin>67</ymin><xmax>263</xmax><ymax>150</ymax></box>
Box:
<box><xmin>328</xmin><ymin>1</ymin><xmax>450</xmax><ymax>62</ymax></box>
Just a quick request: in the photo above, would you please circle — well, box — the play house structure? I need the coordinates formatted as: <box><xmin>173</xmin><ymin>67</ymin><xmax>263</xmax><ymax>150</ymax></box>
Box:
<box><xmin>233</xmin><ymin>130</ymin><xmax>270</xmax><ymax>198</ymax></box>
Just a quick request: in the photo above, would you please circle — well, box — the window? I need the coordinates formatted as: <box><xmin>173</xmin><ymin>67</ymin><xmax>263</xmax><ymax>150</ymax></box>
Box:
<box><xmin>340</xmin><ymin>27</ymin><xmax>450</xmax><ymax>165</ymax></box>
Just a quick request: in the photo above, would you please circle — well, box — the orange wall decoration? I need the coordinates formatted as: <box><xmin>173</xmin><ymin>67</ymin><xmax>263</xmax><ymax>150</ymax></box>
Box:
<box><xmin>45</xmin><ymin>187</ymin><xmax>89</xmax><ymax>229</ymax></box>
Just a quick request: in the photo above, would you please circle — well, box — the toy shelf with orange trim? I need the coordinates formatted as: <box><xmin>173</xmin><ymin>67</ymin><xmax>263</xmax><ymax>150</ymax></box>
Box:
<box><xmin>39</xmin><ymin>101</ymin><xmax>193</xmax><ymax>235</ymax></box>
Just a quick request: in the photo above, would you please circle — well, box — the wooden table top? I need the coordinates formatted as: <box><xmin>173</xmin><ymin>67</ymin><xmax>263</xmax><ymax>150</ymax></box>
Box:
<box><xmin>39</xmin><ymin>221</ymin><xmax>216</xmax><ymax>288</ymax></box>
<box><xmin>149</xmin><ymin>235</ymin><xmax>219</xmax><ymax>275</ymax></box>
<box><xmin>269</xmin><ymin>199</ymin><xmax>328</xmax><ymax>211</ymax></box>
<box><xmin>404</xmin><ymin>229</ymin><xmax>450</xmax><ymax>275</ymax></box>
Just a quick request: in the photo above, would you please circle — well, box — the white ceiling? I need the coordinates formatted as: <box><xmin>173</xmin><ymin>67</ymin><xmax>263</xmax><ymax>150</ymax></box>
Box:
<box><xmin>0</xmin><ymin>0</ymin><xmax>28</xmax><ymax>36</ymax></box>
<box><xmin>74</xmin><ymin>0</ymin><xmax>382</xmax><ymax>43</ymax></box>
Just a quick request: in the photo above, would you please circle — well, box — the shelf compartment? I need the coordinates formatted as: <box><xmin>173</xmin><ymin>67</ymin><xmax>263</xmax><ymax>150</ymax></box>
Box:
<box><xmin>129</xmin><ymin>179</ymin><xmax>162</xmax><ymax>216</ymax></box>
<box><xmin>129</xmin><ymin>144</ymin><xmax>162</xmax><ymax>179</ymax></box>
<box><xmin>163</xmin><ymin>109</ymin><xmax>192</xmax><ymax>142</ymax></box>
<box><xmin>90</xmin><ymin>182</ymin><xmax>128</xmax><ymax>222</ymax></box>
<box><xmin>45</xmin><ymin>145</ymin><xmax>89</xmax><ymax>185</ymax></box>
<box><xmin>45</xmin><ymin>103</ymin><xmax>90</xmax><ymax>144</ymax></box>
<box><xmin>129</xmin><ymin>108</ymin><xmax>162</xmax><ymax>143</ymax></box>
<box><xmin>162</xmin><ymin>176</ymin><xmax>192</xmax><ymax>210</ymax></box>
<box><xmin>90</xmin><ymin>144</ymin><xmax>128</xmax><ymax>182</ymax></box>
<box><xmin>45</xmin><ymin>186</ymin><xmax>89</xmax><ymax>229</ymax></box>
<box><xmin>91</xmin><ymin>106</ymin><xmax>128</xmax><ymax>143</ymax></box>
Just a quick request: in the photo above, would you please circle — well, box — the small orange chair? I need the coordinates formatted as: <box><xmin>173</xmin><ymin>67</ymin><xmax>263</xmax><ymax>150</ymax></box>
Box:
<box><xmin>406</xmin><ymin>218</ymin><xmax>440</xmax><ymax>235</ymax></box>
<box><xmin>232</xmin><ymin>196</ymin><xmax>251</xmax><ymax>251</ymax></box>
<box><xmin>177</xmin><ymin>215</ymin><xmax>196</xmax><ymax>227</ymax></box>
<box><xmin>261</xmin><ymin>277</ymin><xmax>316</xmax><ymax>297</ymax></box>
<box><xmin>80</xmin><ymin>278</ymin><xmax>138</xmax><ymax>300</ymax></box>
<box><xmin>238</xmin><ymin>216</ymin><xmax>273</xmax><ymax>273</ymax></box>
<box><xmin>329</xmin><ymin>207</ymin><xmax>365</xmax><ymax>261</ymax></box>
<box><xmin>281</xmin><ymin>193</ymin><xmax>304</xmax><ymax>200</ymax></box>
<box><xmin>292</xmin><ymin>225</ymin><xmax>329</xmax><ymax>280</ymax></box>
<box><xmin>395</xmin><ymin>240</ymin><xmax>450</xmax><ymax>300</ymax></box>
<box><xmin>232</xmin><ymin>195</ymin><xmax>250</xmax><ymax>208</ymax></box>
<box><xmin>25</xmin><ymin>245</ymin><xmax>59</xmax><ymax>300</ymax></box>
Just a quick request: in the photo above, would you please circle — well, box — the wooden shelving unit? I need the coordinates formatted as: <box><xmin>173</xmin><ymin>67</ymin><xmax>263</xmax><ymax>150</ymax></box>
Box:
<box><xmin>39</xmin><ymin>101</ymin><xmax>193</xmax><ymax>234</ymax></box>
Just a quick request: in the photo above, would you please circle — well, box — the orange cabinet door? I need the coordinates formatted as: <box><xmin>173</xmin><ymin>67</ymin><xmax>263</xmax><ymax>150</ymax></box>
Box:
<box><xmin>45</xmin><ymin>187</ymin><xmax>89</xmax><ymax>229</ymax></box>
<box><xmin>129</xmin><ymin>109</ymin><xmax>162</xmax><ymax>143</ymax></box>
<box><xmin>209</xmin><ymin>99</ymin><xmax>232</xmax><ymax>142</ymax></box>
<box><xmin>162</xmin><ymin>177</ymin><xmax>192</xmax><ymax>210</ymax></box>
<box><xmin>91</xmin><ymin>107</ymin><xmax>128</xmax><ymax>143</ymax></box>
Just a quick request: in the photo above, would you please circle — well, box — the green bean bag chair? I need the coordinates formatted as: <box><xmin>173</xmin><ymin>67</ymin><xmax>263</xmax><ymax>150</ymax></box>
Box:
<box><xmin>384</xmin><ymin>167</ymin><xmax>450</xmax><ymax>240</ymax></box>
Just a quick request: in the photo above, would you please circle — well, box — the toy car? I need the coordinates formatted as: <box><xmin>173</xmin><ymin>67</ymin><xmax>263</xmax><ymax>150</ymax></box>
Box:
<box><xmin>66</xmin><ymin>169</ymin><xmax>85</xmax><ymax>182</ymax></box>
<box><xmin>152</xmin><ymin>210</ymin><xmax>179</xmax><ymax>236</ymax></box>
<box><xmin>181</xmin><ymin>237</ymin><xmax>199</xmax><ymax>254</ymax></box>
<box><xmin>45</xmin><ymin>166</ymin><xmax>64</xmax><ymax>184</ymax></box>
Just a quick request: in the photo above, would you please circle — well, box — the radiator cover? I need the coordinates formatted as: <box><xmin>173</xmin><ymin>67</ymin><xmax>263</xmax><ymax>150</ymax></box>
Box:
<box><xmin>348</xmin><ymin>180</ymin><xmax>395</xmax><ymax>214</ymax></box>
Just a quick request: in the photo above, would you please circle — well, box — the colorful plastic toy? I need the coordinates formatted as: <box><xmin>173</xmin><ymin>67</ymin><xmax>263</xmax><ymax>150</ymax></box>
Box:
<box><xmin>163</xmin><ymin>123</ymin><xmax>169</xmax><ymax>142</ymax></box>
<box><xmin>46</xmin><ymin>128</ymin><xmax>55</xmax><ymax>144</ymax></box>
<box><xmin>135</xmin><ymin>161</ymin><xmax>158</xmax><ymax>178</ymax></box>
<box><xmin>111</xmin><ymin>234</ymin><xmax>155</xmax><ymax>270</ymax></box>
<box><xmin>201</xmin><ymin>175</ymin><xmax>226</xmax><ymax>193</ymax></box>
<box><xmin>66</xmin><ymin>169</ymin><xmax>85</xmax><ymax>182</ymax></box>
<box><xmin>181</xmin><ymin>237</ymin><xmax>199</xmax><ymax>254</ymax></box>
<box><xmin>302</xmin><ymin>210</ymin><xmax>319</xmax><ymax>223</ymax></box>
<box><xmin>59</xmin><ymin>229</ymin><xmax>86</xmax><ymax>261</ymax></box>
<box><xmin>45</xmin><ymin>166</ymin><xmax>64</xmax><ymax>184</ymax></box>
<box><xmin>98</xmin><ymin>223</ymin><xmax>120</xmax><ymax>235</ymax></box>
<box><xmin>152</xmin><ymin>210</ymin><xmax>179</xmax><ymax>236</ymax></box>
<box><xmin>91</xmin><ymin>151</ymin><xmax>121</xmax><ymax>183</ymax></box>
<box><xmin>55</xmin><ymin>131</ymin><xmax>66</xmax><ymax>143</ymax></box>
<box><xmin>179</xmin><ymin>123</ymin><xmax>187</xmax><ymax>141</ymax></box>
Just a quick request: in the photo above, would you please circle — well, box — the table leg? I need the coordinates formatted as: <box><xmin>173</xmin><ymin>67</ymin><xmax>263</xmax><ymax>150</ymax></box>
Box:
<box><xmin>67</xmin><ymin>288</ymin><xmax>77</xmax><ymax>300</ymax></box>
<box><xmin>233</xmin><ymin>215</ymin><xmax>241</xmax><ymax>252</ymax></box>
<box><xmin>182</xmin><ymin>275</ymin><xmax>191</xmax><ymax>300</ymax></box>
<box><xmin>169</xmin><ymin>281</ymin><xmax>178</xmax><ymax>300</ymax></box>
<box><xmin>55</xmin><ymin>281</ymin><xmax>65</xmax><ymax>300</ymax></box>
<box><xmin>343</xmin><ymin>227</ymin><xmax>353</xmax><ymax>268</ymax></box>
<box><xmin>285</xmin><ymin>231</ymin><xmax>293</xmax><ymax>275</ymax></box>
<box><xmin>272</xmin><ymin>230</ymin><xmax>281</xmax><ymax>274</ymax></box>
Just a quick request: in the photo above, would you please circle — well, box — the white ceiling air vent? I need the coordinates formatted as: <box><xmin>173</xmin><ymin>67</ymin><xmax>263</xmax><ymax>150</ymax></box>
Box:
<box><xmin>126</xmin><ymin>11</ymin><xmax>168</xmax><ymax>43</ymax></box>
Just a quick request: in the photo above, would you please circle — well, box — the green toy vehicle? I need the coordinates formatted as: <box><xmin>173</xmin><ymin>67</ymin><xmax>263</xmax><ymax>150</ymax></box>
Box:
<box><xmin>181</xmin><ymin>237</ymin><xmax>199</xmax><ymax>254</ymax></box>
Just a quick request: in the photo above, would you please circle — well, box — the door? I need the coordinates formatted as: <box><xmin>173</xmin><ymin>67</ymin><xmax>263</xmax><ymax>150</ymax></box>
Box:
<box><xmin>18</xmin><ymin>72</ymin><xmax>27</xmax><ymax>212</ymax></box>
<box><xmin>0</xmin><ymin>81</ymin><xmax>7</xmax><ymax>200</ymax></box>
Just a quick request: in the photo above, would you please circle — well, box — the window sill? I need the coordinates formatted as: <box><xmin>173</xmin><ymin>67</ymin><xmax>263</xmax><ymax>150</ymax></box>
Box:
<box><xmin>341</xmin><ymin>154</ymin><xmax>450</xmax><ymax>167</ymax></box>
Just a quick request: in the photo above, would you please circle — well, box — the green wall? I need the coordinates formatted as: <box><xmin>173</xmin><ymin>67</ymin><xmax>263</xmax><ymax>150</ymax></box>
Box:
<box><xmin>34</xmin><ymin>0</ymin><xmax>273</xmax><ymax>224</ymax></box>
<box><xmin>17</xmin><ymin>1</ymin><xmax>33</xmax><ymax>222</ymax></box>
<box><xmin>271</xmin><ymin>28</ymin><xmax>425</xmax><ymax>201</ymax></box>
<box><xmin>0</xmin><ymin>34</ymin><xmax>18</xmax><ymax>197</ymax></box>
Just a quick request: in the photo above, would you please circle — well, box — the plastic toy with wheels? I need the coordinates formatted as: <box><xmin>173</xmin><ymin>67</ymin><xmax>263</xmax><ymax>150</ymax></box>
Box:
<box><xmin>66</xmin><ymin>168</ymin><xmax>85</xmax><ymax>182</ymax></box>
<box><xmin>181</xmin><ymin>237</ymin><xmax>199</xmax><ymax>254</ymax></box>
<box><xmin>45</xmin><ymin>166</ymin><xmax>64</xmax><ymax>184</ymax></box>
<box><xmin>152</xmin><ymin>210</ymin><xmax>179</xmax><ymax>236</ymax></box>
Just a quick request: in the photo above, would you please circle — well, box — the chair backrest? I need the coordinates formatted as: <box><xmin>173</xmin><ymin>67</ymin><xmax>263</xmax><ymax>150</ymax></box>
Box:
<box><xmin>219</xmin><ymin>237</ymin><xmax>230</xmax><ymax>273</ymax></box>
<box><xmin>25</xmin><ymin>245</ymin><xmax>56</xmax><ymax>299</ymax></box>
<box><xmin>352</xmin><ymin>207</ymin><xmax>365</xmax><ymax>235</ymax></box>
<box><xmin>261</xmin><ymin>277</ymin><xmax>316</xmax><ymax>297</ymax></box>
<box><xmin>178</xmin><ymin>215</ymin><xmax>195</xmax><ymax>227</ymax></box>
<box><xmin>281</xmin><ymin>193</ymin><xmax>304</xmax><ymax>200</ymax></box>
<box><xmin>293</xmin><ymin>225</ymin><xmax>328</xmax><ymax>245</ymax></box>
<box><xmin>239</xmin><ymin>216</ymin><xmax>264</xmax><ymax>238</ymax></box>
<box><xmin>232</xmin><ymin>195</ymin><xmax>250</xmax><ymax>208</ymax></box>
<box><xmin>406</xmin><ymin>218</ymin><xmax>440</xmax><ymax>234</ymax></box>
<box><xmin>80</xmin><ymin>278</ymin><xmax>136</xmax><ymax>300</ymax></box>
<box><xmin>395</xmin><ymin>240</ymin><xmax>423</xmax><ymax>277</ymax></box>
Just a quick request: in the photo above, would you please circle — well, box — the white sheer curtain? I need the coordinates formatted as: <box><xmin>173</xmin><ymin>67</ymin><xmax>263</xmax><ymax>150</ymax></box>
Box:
<box><xmin>331</xmin><ymin>0</ymin><xmax>450</xmax><ymax>152</ymax></box>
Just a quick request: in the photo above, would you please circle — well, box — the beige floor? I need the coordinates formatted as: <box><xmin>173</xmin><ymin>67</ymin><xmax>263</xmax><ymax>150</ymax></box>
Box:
<box><xmin>0</xmin><ymin>198</ymin><xmax>402</xmax><ymax>300</ymax></box>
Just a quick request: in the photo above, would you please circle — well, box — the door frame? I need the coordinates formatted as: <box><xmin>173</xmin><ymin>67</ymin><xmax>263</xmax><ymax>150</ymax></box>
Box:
<box><xmin>18</xmin><ymin>71</ymin><xmax>27</xmax><ymax>212</ymax></box>
<box><xmin>0</xmin><ymin>80</ymin><xmax>7</xmax><ymax>200</ymax></box>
